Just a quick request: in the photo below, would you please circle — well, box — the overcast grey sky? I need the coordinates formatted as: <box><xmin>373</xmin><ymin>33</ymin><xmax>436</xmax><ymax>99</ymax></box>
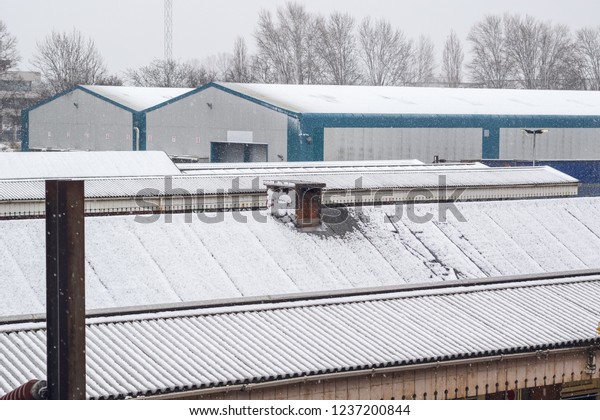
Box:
<box><xmin>3</xmin><ymin>0</ymin><xmax>600</xmax><ymax>75</ymax></box>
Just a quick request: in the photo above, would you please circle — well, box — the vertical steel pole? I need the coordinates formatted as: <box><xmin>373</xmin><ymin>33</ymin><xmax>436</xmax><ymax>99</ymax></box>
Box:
<box><xmin>46</xmin><ymin>180</ymin><xmax>86</xmax><ymax>400</ymax></box>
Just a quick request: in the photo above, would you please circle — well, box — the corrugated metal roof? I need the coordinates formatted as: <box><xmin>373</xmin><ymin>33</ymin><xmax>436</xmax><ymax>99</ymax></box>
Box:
<box><xmin>80</xmin><ymin>86</ymin><xmax>193</xmax><ymax>112</ymax></box>
<box><xmin>1</xmin><ymin>197</ymin><xmax>599</xmax><ymax>318</ymax></box>
<box><xmin>177</xmin><ymin>159</ymin><xmax>426</xmax><ymax>172</ymax></box>
<box><xmin>0</xmin><ymin>165</ymin><xmax>577</xmax><ymax>201</ymax></box>
<box><xmin>0</xmin><ymin>151</ymin><xmax>181</xmax><ymax>180</ymax></box>
<box><xmin>217</xmin><ymin>82</ymin><xmax>600</xmax><ymax>116</ymax></box>
<box><xmin>1</xmin><ymin>276</ymin><xmax>598</xmax><ymax>399</ymax></box>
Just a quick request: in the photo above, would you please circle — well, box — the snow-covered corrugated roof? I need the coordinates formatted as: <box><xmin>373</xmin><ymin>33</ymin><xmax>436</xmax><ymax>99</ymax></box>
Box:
<box><xmin>1</xmin><ymin>197</ymin><xmax>599</xmax><ymax>318</ymax></box>
<box><xmin>0</xmin><ymin>151</ymin><xmax>181</xmax><ymax>180</ymax></box>
<box><xmin>0</xmin><ymin>165</ymin><xmax>576</xmax><ymax>201</ymax></box>
<box><xmin>81</xmin><ymin>85</ymin><xmax>192</xmax><ymax>112</ymax></box>
<box><xmin>216</xmin><ymin>82</ymin><xmax>600</xmax><ymax>116</ymax></box>
<box><xmin>1</xmin><ymin>275</ymin><xmax>598</xmax><ymax>399</ymax></box>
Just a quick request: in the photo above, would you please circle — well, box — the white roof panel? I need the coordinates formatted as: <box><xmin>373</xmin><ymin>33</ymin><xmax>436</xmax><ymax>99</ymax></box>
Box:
<box><xmin>0</xmin><ymin>151</ymin><xmax>181</xmax><ymax>180</ymax></box>
<box><xmin>81</xmin><ymin>85</ymin><xmax>192</xmax><ymax>112</ymax></box>
<box><xmin>217</xmin><ymin>82</ymin><xmax>600</xmax><ymax>116</ymax></box>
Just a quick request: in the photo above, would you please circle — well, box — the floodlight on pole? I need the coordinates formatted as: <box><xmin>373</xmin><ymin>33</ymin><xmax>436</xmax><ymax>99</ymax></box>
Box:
<box><xmin>522</xmin><ymin>129</ymin><xmax>548</xmax><ymax>166</ymax></box>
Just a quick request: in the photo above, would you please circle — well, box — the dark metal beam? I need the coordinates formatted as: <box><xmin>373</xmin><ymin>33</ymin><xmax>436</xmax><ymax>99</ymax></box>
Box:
<box><xmin>45</xmin><ymin>180</ymin><xmax>86</xmax><ymax>400</ymax></box>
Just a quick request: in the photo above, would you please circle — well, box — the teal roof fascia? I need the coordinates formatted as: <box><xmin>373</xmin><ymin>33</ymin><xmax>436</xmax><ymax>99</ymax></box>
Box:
<box><xmin>299</xmin><ymin>113</ymin><xmax>600</xmax><ymax>129</ymax></box>
<box><xmin>24</xmin><ymin>85</ymin><xmax>137</xmax><ymax>114</ymax></box>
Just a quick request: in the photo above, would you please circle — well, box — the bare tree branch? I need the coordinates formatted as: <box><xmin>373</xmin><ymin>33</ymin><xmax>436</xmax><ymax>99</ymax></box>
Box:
<box><xmin>0</xmin><ymin>21</ymin><xmax>19</xmax><ymax>74</ymax></box>
<box><xmin>315</xmin><ymin>12</ymin><xmax>361</xmax><ymax>85</ymax></box>
<box><xmin>410</xmin><ymin>35</ymin><xmax>435</xmax><ymax>85</ymax></box>
<box><xmin>358</xmin><ymin>17</ymin><xmax>413</xmax><ymax>86</ymax></box>
<box><xmin>226</xmin><ymin>37</ymin><xmax>253</xmax><ymax>82</ymax></box>
<box><xmin>576</xmin><ymin>27</ymin><xmax>600</xmax><ymax>90</ymax></box>
<box><xmin>467</xmin><ymin>15</ymin><xmax>514</xmax><ymax>88</ymax></box>
<box><xmin>442</xmin><ymin>30</ymin><xmax>464</xmax><ymax>87</ymax></box>
<box><xmin>254</xmin><ymin>2</ymin><xmax>321</xmax><ymax>84</ymax></box>
<box><xmin>126</xmin><ymin>59</ymin><xmax>215</xmax><ymax>87</ymax></box>
<box><xmin>32</xmin><ymin>29</ymin><xmax>107</xmax><ymax>95</ymax></box>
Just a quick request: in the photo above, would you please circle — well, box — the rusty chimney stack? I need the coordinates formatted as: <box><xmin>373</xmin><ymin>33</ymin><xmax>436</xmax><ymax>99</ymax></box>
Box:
<box><xmin>265</xmin><ymin>181</ymin><xmax>325</xmax><ymax>230</ymax></box>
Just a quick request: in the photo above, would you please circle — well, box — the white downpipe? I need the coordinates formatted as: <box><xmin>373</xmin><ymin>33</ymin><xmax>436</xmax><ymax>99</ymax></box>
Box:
<box><xmin>133</xmin><ymin>127</ymin><xmax>140</xmax><ymax>151</ymax></box>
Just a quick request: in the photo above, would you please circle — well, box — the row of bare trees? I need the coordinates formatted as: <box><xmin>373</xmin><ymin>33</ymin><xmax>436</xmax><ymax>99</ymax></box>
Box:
<box><xmin>468</xmin><ymin>14</ymin><xmax>600</xmax><ymax>89</ymax></box>
<box><xmin>252</xmin><ymin>4</ymin><xmax>435</xmax><ymax>86</ymax></box>
<box><xmin>4</xmin><ymin>3</ymin><xmax>600</xmax><ymax>93</ymax></box>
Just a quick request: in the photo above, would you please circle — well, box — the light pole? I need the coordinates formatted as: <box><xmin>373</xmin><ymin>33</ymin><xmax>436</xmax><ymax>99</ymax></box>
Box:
<box><xmin>522</xmin><ymin>129</ymin><xmax>548</xmax><ymax>166</ymax></box>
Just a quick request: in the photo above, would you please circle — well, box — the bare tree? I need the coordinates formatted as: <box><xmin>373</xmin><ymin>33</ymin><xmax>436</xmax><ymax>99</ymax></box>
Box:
<box><xmin>251</xmin><ymin>55</ymin><xmax>278</xmax><ymax>83</ymax></box>
<box><xmin>358</xmin><ymin>17</ymin><xmax>413</xmax><ymax>86</ymax></box>
<box><xmin>505</xmin><ymin>14</ymin><xmax>579</xmax><ymax>89</ymax></box>
<box><xmin>442</xmin><ymin>30</ymin><xmax>464</xmax><ymax>87</ymax></box>
<box><xmin>255</xmin><ymin>2</ymin><xmax>321</xmax><ymax>84</ymax></box>
<box><xmin>203</xmin><ymin>53</ymin><xmax>232</xmax><ymax>82</ymax></box>
<box><xmin>467</xmin><ymin>15</ymin><xmax>514</xmax><ymax>88</ymax></box>
<box><xmin>575</xmin><ymin>27</ymin><xmax>600</xmax><ymax>90</ymax></box>
<box><xmin>315</xmin><ymin>12</ymin><xmax>361</xmax><ymax>85</ymax></box>
<box><xmin>410</xmin><ymin>35</ymin><xmax>435</xmax><ymax>85</ymax></box>
<box><xmin>127</xmin><ymin>59</ymin><xmax>214</xmax><ymax>87</ymax></box>
<box><xmin>96</xmin><ymin>74</ymin><xmax>124</xmax><ymax>86</ymax></box>
<box><xmin>32</xmin><ymin>29</ymin><xmax>107</xmax><ymax>95</ymax></box>
<box><xmin>0</xmin><ymin>21</ymin><xmax>19</xmax><ymax>74</ymax></box>
<box><xmin>226</xmin><ymin>37</ymin><xmax>253</xmax><ymax>82</ymax></box>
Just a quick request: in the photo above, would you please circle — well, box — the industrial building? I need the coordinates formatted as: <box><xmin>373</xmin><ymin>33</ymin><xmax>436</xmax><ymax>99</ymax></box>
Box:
<box><xmin>0</xmin><ymin>71</ymin><xmax>40</xmax><ymax>144</ymax></box>
<box><xmin>1</xmin><ymin>269</ymin><xmax>599</xmax><ymax>400</ymax></box>
<box><xmin>23</xmin><ymin>83</ymin><xmax>600</xmax><ymax>163</ymax></box>
<box><xmin>0</xmin><ymin>162</ymin><xmax>579</xmax><ymax>219</ymax></box>
<box><xmin>21</xmin><ymin>85</ymin><xmax>191</xmax><ymax>152</ymax></box>
<box><xmin>0</xmin><ymin>157</ymin><xmax>598</xmax><ymax>400</ymax></box>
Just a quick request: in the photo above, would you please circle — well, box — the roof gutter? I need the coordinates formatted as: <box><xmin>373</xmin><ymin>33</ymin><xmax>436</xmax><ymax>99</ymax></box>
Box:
<box><xmin>142</xmin><ymin>345</ymin><xmax>598</xmax><ymax>400</ymax></box>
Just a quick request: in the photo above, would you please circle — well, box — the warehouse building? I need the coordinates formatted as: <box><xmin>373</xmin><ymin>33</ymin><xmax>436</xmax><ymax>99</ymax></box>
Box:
<box><xmin>21</xmin><ymin>85</ymin><xmax>191</xmax><ymax>152</ymax></box>
<box><xmin>24</xmin><ymin>83</ymin><xmax>600</xmax><ymax>163</ymax></box>
<box><xmin>189</xmin><ymin>83</ymin><xmax>600</xmax><ymax>162</ymax></box>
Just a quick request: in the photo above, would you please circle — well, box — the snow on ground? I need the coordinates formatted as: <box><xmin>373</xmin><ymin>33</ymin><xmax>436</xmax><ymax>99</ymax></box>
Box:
<box><xmin>2</xmin><ymin>197</ymin><xmax>600</xmax><ymax>317</ymax></box>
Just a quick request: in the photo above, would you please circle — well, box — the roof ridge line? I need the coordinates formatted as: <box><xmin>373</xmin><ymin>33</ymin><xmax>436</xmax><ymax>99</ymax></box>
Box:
<box><xmin>1</xmin><ymin>268</ymin><xmax>599</xmax><ymax>330</ymax></box>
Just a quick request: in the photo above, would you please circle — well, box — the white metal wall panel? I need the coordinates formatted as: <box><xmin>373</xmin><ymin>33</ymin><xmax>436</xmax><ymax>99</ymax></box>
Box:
<box><xmin>145</xmin><ymin>87</ymin><xmax>288</xmax><ymax>161</ymax></box>
<box><xmin>28</xmin><ymin>89</ymin><xmax>133</xmax><ymax>151</ymax></box>
<box><xmin>500</xmin><ymin>128</ymin><xmax>600</xmax><ymax>159</ymax></box>
<box><xmin>324</xmin><ymin>127</ymin><xmax>482</xmax><ymax>162</ymax></box>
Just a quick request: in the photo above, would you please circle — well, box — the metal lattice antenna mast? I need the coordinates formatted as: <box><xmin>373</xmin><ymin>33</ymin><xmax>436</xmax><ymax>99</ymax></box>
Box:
<box><xmin>164</xmin><ymin>0</ymin><xmax>173</xmax><ymax>61</ymax></box>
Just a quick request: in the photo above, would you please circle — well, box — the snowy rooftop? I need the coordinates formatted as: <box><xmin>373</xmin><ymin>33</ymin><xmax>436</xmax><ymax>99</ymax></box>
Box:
<box><xmin>1</xmin><ymin>274</ymin><xmax>598</xmax><ymax>399</ymax></box>
<box><xmin>1</xmin><ymin>197</ymin><xmax>600</xmax><ymax>318</ymax></box>
<box><xmin>81</xmin><ymin>85</ymin><xmax>193</xmax><ymax>112</ymax></box>
<box><xmin>0</xmin><ymin>164</ymin><xmax>577</xmax><ymax>202</ymax></box>
<box><xmin>0</xmin><ymin>151</ymin><xmax>181</xmax><ymax>180</ymax></box>
<box><xmin>217</xmin><ymin>82</ymin><xmax>600</xmax><ymax>116</ymax></box>
<box><xmin>177</xmin><ymin>159</ymin><xmax>426</xmax><ymax>172</ymax></box>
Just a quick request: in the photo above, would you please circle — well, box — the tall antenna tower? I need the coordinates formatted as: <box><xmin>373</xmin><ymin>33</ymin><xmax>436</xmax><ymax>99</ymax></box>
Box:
<box><xmin>164</xmin><ymin>0</ymin><xmax>173</xmax><ymax>61</ymax></box>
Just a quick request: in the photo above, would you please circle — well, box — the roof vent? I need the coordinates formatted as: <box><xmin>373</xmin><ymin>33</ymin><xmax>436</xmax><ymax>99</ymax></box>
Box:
<box><xmin>265</xmin><ymin>181</ymin><xmax>325</xmax><ymax>231</ymax></box>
